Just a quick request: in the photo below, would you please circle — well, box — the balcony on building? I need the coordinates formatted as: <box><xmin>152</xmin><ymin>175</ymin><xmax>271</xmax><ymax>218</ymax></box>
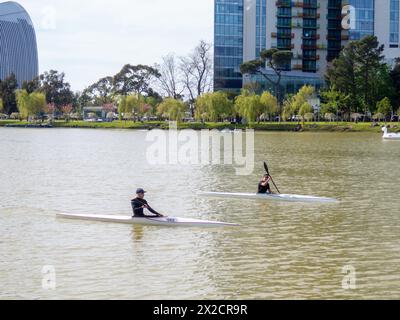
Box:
<box><xmin>272</xmin><ymin>43</ymin><xmax>295</xmax><ymax>50</ymax></box>
<box><xmin>302</xmin><ymin>34</ymin><xmax>320</xmax><ymax>40</ymax></box>
<box><xmin>276</xmin><ymin>0</ymin><xmax>292</xmax><ymax>7</ymax></box>
<box><xmin>293</xmin><ymin>1</ymin><xmax>320</xmax><ymax>9</ymax></box>
<box><xmin>272</xmin><ymin>32</ymin><xmax>295</xmax><ymax>39</ymax></box>
<box><xmin>296</xmin><ymin>12</ymin><xmax>321</xmax><ymax>19</ymax></box>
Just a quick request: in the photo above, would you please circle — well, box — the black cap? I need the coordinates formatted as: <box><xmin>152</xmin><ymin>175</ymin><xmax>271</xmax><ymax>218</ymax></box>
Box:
<box><xmin>136</xmin><ymin>188</ymin><xmax>147</xmax><ymax>194</ymax></box>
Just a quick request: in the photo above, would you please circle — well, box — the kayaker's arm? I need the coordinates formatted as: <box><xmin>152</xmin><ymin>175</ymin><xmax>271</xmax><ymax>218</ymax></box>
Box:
<box><xmin>146</xmin><ymin>204</ymin><xmax>163</xmax><ymax>217</ymax></box>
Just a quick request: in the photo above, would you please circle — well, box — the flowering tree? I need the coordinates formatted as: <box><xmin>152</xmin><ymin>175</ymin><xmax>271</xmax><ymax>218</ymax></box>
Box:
<box><xmin>46</xmin><ymin>103</ymin><xmax>56</xmax><ymax>122</ymax></box>
<box><xmin>46</xmin><ymin>103</ymin><xmax>56</xmax><ymax>114</ymax></box>
<box><xmin>102</xmin><ymin>103</ymin><xmax>115</xmax><ymax>113</ymax></box>
<box><xmin>140</xmin><ymin>104</ymin><xmax>152</xmax><ymax>116</ymax></box>
<box><xmin>61</xmin><ymin>104</ymin><xmax>73</xmax><ymax>122</ymax></box>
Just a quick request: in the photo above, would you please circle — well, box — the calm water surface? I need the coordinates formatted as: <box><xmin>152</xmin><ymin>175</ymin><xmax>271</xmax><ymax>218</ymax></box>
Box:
<box><xmin>0</xmin><ymin>128</ymin><xmax>399</xmax><ymax>300</ymax></box>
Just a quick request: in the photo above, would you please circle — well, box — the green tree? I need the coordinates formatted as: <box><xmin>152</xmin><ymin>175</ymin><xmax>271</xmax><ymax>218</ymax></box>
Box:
<box><xmin>376</xmin><ymin>97</ymin><xmax>392</xmax><ymax>120</ymax></box>
<box><xmin>234</xmin><ymin>90</ymin><xmax>263</xmax><ymax>123</ymax></box>
<box><xmin>22</xmin><ymin>78</ymin><xmax>40</xmax><ymax>93</ymax></box>
<box><xmin>143</xmin><ymin>96</ymin><xmax>162</xmax><ymax>116</ymax></box>
<box><xmin>0</xmin><ymin>98</ymin><xmax>3</xmax><ymax>114</ymax></box>
<box><xmin>390</xmin><ymin>58</ymin><xmax>400</xmax><ymax>108</ymax></box>
<box><xmin>16</xmin><ymin>90</ymin><xmax>30</xmax><ymax>119</ymax></box>
<box><xmin>326</xmin><ymin>42</ymin><xmax>358</xmax><ymax>112</ymax></box>
<box><xmin>0</xmin><ymin>74</ymin><xmax>18</xmax><ymax>114</ymax></box>
<box><xmin>320</xmin><ymin>88</ymin><xmax>350</xmax><ymax>120</ymax></box>
<box><xmin>84</xmin><ymin>77</ymin><xmax>115</xmax><ymax>105</ymax></box>
<box><xmin>114</xmin><ymin>64</ymin><xmax>161</xmax><ymax>96</ymax></box>
<box><xmin>282</xmin><ymin>85</ymin><xmax>315</xmax><ymax>120</ymax></box>
<box><xmin>195</xmin><ymin>92</ymin><xmax>233</xmax><ymax>122</ymax></box>
<box><xmin>240</xmin><ymin>49</ymin><xmax>292</xmax><ymax>109</ymax></box>
<box><xmin>157</xmin><ymin>98</ymin><xmax>186</xmax><ymax>122</ymax></box>
<box><xmin>355</xmin><ymin>36</ymin><xmax>385</xmax><ymax>111</ymax></box>
<box><xmin>326</xmin><ymin>36</ymin><xmax>387</xmax><ymax>116</ymax></box>
<box><xmin>299</xmin><ymin>102</ymin><xmax>313</xmax><ymax>124</ymax></box>
<box><xmin>369</xmin><ymin>64</ymin><xmax>396</xmax><ymax>114</ymax></box>
<box><xmin>37</xmin><ymin>70</ymin><xmax>74</xmax><ymax>108</ymax></box>
<box><xmin>372</xmin><ymin>113</ymin><xmax>385</xmax><ymax>121</ymax></box>
<box><xmin>29</xmin><ymin>92</ymin><xmax>47</xmax><ymax>117</ymax></box>
<box><xmin>118</xmin><ymin>95</ymin><xmax>141</xmax><ymax>121</ymax></box>
<box><xmin>16</xmin><ymin>90</ymin><xmax>46</xmax><ymax>120</ymax></box>
<box><xmin>260</xmin><ymin>91</ymin><xmax>278</xmax><ymax>121</ymax></box>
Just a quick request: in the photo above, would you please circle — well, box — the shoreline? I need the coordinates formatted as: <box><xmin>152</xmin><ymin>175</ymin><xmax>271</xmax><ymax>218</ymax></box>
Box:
<box><xmin>0</xmin><ymin>120</ymin><xmax>399</xmax><ymax>133</ymax></box>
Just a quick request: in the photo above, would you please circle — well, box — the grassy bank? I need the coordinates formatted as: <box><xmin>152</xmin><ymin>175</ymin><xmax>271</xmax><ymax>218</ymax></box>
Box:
<box><xmin>1</xmin><ymin>119</ymin><xmax>399</xmax><ymax>132</ymax></box>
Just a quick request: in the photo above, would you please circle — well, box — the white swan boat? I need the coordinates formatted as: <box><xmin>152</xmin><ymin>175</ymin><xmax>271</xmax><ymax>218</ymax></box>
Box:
<box><xmin>382</xmin><ymin>127</ymin><xmax>400</xmax><ymax>140</ymax></box>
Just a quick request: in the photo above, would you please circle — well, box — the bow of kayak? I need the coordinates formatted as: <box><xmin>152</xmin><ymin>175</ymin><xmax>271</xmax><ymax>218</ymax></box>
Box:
<box><xmin>199</xmin><ymin>191</ymin><xmax>339</xmax><ymax>204</ymax></box>
<box><xmin>57</xmin><ymin>213</ymin><xmax>239</xmax><ymax>228</ymax></box>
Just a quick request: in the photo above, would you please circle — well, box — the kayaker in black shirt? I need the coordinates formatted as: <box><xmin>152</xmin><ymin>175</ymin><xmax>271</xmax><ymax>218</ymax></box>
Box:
<box><xmin>131</xmin><ymin>188</ymin><xmax>164</xmax><ymax>217</ymax></box>
<box><xmin>258</xmin><ymin>174</ymin><xmax>272</xmax><ymax>194</ymax></box>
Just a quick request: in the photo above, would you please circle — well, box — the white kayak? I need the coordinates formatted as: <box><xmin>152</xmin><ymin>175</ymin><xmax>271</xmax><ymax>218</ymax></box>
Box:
<box><xmin>199</xmin><ymin>192</ymin><xmax>339</xmax><ymax>204</ymax></box>
<box><xmin>57</xmin><ymin>213</ymin><xmax>239</xmax><ymax>228</ymax></box>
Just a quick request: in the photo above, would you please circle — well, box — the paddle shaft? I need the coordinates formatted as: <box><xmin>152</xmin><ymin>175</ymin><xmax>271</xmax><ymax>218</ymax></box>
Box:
<box><xmin>264</xmin><ymin>161</ymin><xmax>281</xmax><ymax>194</ymax></box>
<box><xmin>269</xmin><ymin>177</ymin><xmax>281</xmax><ymax>194</ymax></box>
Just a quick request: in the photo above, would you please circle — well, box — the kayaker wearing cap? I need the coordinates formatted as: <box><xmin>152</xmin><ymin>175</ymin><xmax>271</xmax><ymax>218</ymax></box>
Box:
<box><xmin>131</xmin><ymin>188</ymin><xmax>164</xmax><ymax>217</ymax></box>
<box><xmin>258</xmin><ymin>174</ymin><xmax>272</xmax><ymax>194</ymax></box>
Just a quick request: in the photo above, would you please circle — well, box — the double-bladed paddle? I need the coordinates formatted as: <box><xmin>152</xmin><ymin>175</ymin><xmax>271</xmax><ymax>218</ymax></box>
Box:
<box><xmin>264</xmin><ymin>161</ymin><xmax>281</xmax><ymax>194</ymax></box>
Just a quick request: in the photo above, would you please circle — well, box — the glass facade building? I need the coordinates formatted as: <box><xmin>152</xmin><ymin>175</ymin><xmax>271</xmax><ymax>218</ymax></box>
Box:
<box><xmin>348</xmin><ymin>0</ymin><xmax>375</xmax><ymax>40</ymax></box>
<box><xmin>214</xmin><ymin>0</ymin><xmax>244</xmax><ymax>91</ymax></box>
<box><xmin>0</xmin><ymin>1</ymin><xmax>39</xmax><ymax>86</ymax></box>
<box><xmin>390</xmin><ymin>0</ymin><xmax>400</xmax><ymax>44</ymax></box>
<box><xmin>255</xmin><ymin>0</ymin><xmax>267</xmax><ymax>57</ymax></box>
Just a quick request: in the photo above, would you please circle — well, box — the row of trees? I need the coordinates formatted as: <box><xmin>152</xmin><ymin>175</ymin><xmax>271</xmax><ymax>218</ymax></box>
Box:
<box><xmin>155</xmin><ymin>87</ymin><xmax>308</xmax><ymax>123</ymax></box>
<box><xmin>240</xmin><ymin>36</ymin><xmax>400</xmax><ymax>120</ymax></box>
<box><xmin>11</xmin><ymin>89</ymin><xmax>75</xmax><ymax>121</ymax></box>
<box><xmin>0</xmin><ymin>41</ymin><xmax>213</xmax><ymax>119</ymax></box>
<box><xmin>325</xmin><ymin>36</ymin><xmax>399</xmax><ymax>118</ymax></box>
<box><xmin>2</xmin><ymin>36</ymin><xmax>400</xmax><ymax>123</ymax></box>
<box><xmin>79</xmin><ymin>40</ymin><xmax>212</xmax><ymax>108</ymax></box>
<box><xmin>157</xmin><ymin>84</ymin><xmax>400</xmax><ymax>123</ymax></box>
<box><xmin>0</xmin><ymin>71</ymin><xmax>75</xmax><ymax>115</ymax></box>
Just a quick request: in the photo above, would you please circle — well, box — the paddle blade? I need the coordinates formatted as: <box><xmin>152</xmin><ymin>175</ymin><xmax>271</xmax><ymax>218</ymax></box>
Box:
<box><xmin>264</xmin><ymin>162</ymin><xmax>270</xmax><ymax>175</ymax></box>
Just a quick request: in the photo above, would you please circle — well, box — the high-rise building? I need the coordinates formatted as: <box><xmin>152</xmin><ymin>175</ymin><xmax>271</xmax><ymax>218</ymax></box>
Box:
<box><xmin>214</xmin><ymin>0</ymin><xmax>400</xmax><ymax>93</ymax></box>
<box><xmin>214</xmin><ymin>0</ymin><xmax>244</xmax><ymax>91</ymax></box>
<box><xmin>0</xmin><ymin>1</ymin><xmax>39</xmax><ymax>86</ymax></box>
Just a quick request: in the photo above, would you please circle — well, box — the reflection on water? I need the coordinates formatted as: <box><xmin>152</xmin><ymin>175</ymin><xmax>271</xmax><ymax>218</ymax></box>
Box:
<box><xmin>131</xmin><ymin>226</ymin><xmax>144</xmax><ymax>242</ymax></box>
<box><xmin>0</xmin><ymin>128</ymin><xmax>399</xmax><ymax>299</ymax></box>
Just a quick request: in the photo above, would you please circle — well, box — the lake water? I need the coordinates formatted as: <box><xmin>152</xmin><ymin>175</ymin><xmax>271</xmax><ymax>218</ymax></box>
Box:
<box><xmin>0</xmin><ymin>128</ymin><xmax>399</xmax><ymax>300</ymax></box>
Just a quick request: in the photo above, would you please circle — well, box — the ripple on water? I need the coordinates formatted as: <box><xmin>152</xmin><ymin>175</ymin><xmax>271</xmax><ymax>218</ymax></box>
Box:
<box><xmin>0</xmin><ymin>129</ymin><xmax>399</xmax><ymax>299</ymax></box>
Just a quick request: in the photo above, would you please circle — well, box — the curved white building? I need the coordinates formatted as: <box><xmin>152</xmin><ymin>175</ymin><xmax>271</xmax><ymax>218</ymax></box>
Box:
<box><xmin>0</xmin><ymin>1</ymin><xmax>39</xmax><ymax>86</ymax></box>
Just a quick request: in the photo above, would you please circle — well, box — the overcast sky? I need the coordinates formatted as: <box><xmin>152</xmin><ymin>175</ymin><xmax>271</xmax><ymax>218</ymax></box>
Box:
<box><xmin>18</xmin><ymin>0</ymin><xmax>214</xmax><ymax>91</ymax></box>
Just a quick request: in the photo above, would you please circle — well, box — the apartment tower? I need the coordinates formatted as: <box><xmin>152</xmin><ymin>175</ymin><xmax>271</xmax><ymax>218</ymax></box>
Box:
<box><xmin>214</xmin><ymin>0</ymin><xmax>400</xmax><ymax>93</ymax></box>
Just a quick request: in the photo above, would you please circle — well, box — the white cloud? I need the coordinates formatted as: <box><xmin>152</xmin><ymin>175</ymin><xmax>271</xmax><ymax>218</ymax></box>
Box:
<box><xmin>17</xmin><ymin>0</ymin><xmax>214</xmax><ymax>91</ymax></box>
